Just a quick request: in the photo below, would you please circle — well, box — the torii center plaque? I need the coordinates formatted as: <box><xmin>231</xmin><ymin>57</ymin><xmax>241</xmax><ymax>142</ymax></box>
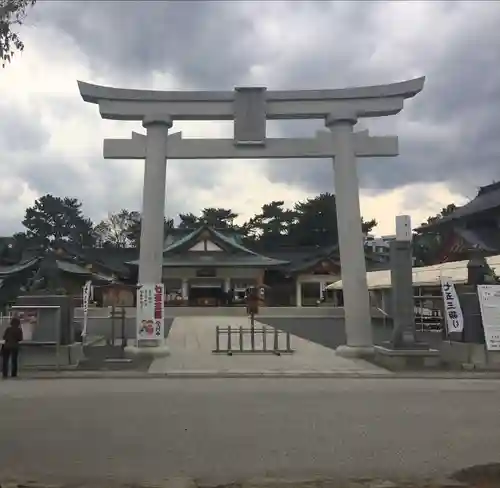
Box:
<box><xmin>78</xmin><ymin>77</ymin><xmax>425</xmax><ymax>355</ymax></box>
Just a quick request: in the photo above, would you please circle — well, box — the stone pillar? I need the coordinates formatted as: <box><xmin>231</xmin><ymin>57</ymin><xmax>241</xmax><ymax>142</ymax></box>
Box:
<box><xmin>127</xmin><ymin>115</ymin><xmax>172</xmax><ymax>358</ymax></box>
<box><xmin>389</xmin><ymin>222</ymin><xmax>421</xmax><ymax>348</ymax></box>
<box><xmin>181</xmin><ymin>279</ymin><xmax>189</xmax><ymax>300</ymax></box>
<box><xmin>326</xmin><ymin>111</ymin><xmax>372</xmax><ymax>356</ymax></box>
<box><xmin>296</xmin><ymin>281</ymin><xmax>302</xmax><ymax>307</ymax></box>
<box><xmin>460</xmin><ymin>250</ymin><xmax>491</xmax><ymax>344</ymax></box>
<box><xmin>138</xmin><ymin>115</ymin><xmax>172</xmax><ymax>285</ymax></box>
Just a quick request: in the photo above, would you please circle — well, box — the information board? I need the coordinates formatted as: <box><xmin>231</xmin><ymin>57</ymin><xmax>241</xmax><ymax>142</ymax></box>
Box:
<box><xmin>477</xmin><ymin>284</ymin><xmax>500</xmax><ymax>351</ymax></box>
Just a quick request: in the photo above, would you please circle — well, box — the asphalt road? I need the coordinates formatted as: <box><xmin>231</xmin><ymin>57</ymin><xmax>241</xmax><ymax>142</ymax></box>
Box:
<box><xmin>0</xmin><ymin>378</ymin><xmax>499</xmax><ymax>484</ymax></box>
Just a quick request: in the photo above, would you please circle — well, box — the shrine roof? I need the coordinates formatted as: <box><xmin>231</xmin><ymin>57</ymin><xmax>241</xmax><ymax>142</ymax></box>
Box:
<box><xmin>0</xmin><ymin>258</ymin><xmax>40</xmax><ymax>277</ymax></box>
<box><xmin>159</xmin><ymin>254</ymin><xmax>287</xmax><ymax>268</ymax></box>
<box><xmin>416</xmin><ymin>181</ymin><xmax>500</xmax><ymax>230</ymax></box>
<box><xmin>53</xmin><ymin>260</ymin><xmax>113</xmax><ymax>282</ymax></box>
<box><xmin>126</xmin><ymin>225</ymin><xmax>288</xmax><ymax>267</ymax></box>
<box><xmin>0</xmin><ymin>251</ymin><xmax>117</xmax><ymax>284</ymax></box>
<box><xmin>454</xmin><ymin>227</ymin><xmax>500</xmax><ymax>253</ymax></box>
<box><xmin>161</xmin><ymin>225</ymin><xmax>260</xmax><ymax>255</ymax></box>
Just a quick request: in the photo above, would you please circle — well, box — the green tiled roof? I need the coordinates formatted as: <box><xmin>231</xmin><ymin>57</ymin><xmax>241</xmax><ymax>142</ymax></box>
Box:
<box><xmin>160</xmin><ymin>254</ymin><xmax>287</xmax><ymax>267</ymax></box>
<box><xmin>162</xmin><ymin>226</ymin><xmax>258</xmax><ymax>255</ymax></box>
<box><xmin>0</xmin><ymin>258</ymin><xmax>40</xmax><ymax>277</ymax></box>
<box><xmin>128</xmin><ymin>253</ymin><xmax>286</xmax><ymax>267</ymax></box>
<box><xmin>127</xmin><ymin>225</ymin><xmax>288</xmax><ymax>267</ymax></box>
<box><xmin>55</xmin><ymin>260</ymin><xmax>114</xmax><ymax>282</ymax></box>
<box><xmin>56</xmin><ymin>260</ymin><xmax>91</xmax><ymax>275</ymax></box>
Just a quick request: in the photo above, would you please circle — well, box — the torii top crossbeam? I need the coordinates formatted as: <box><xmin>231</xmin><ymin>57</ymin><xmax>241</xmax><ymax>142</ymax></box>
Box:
<box><xmin>78</xmin><ymin>77</ymin><xmax>424</xmax><ymax>144</ymax></box>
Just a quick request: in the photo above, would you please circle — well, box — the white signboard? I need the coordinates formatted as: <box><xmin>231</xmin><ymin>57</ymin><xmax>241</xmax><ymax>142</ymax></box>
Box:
<box><xmin>16</xmin><ymin>308</ymin><xmax>38</xmax><ymax>341</ymax></box>
<box><xmin>441</xmin><ymin>278</ymin><xmax>464</xmax><ymax>334</ymax></box>
<box><xmin>136</xmin><ymin>283</ymin><xmax>165</xmax><ymax>340</ymax></box>
<box><xmin>477</xmin><ymin>285</ymin><xmax>500</xmax><ymax>351</ymax></box>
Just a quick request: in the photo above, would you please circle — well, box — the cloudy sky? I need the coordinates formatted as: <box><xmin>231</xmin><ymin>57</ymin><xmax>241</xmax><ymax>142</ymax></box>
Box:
<box><xmin>1</xmin><ymin>0</ymin><xmax>499</xmax><ymax>237</ymax></box>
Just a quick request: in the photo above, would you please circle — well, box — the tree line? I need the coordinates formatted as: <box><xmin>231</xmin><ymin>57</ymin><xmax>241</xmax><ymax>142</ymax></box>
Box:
<box><xmin>10</xmin><ymin>193</ymin><xmax>376</xmax><ymax>251</ymax></box>
<box><xmin>5</xmin><ymin>193</ymin><xmax>457</xmax><ymax>266</ymax></box>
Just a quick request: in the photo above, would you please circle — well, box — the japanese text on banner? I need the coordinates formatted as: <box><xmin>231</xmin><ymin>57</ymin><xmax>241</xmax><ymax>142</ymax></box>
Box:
<box><xmin>136</xmin><ymin>283</ymin><xmax>164</xmax><ymax>340</ymax></box>
<box><xmin>440</xmin><ymin>278</ymin><xmax>464</xmax><ymax>334</ymax></box>
<box><xmin>82</xmin><ymin>280</ymin><xmax>92</xmax><ymax>337</ymax></box>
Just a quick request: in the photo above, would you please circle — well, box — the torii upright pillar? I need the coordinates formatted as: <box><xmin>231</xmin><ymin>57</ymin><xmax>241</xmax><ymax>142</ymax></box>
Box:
<box><xmin>138</xmin><ymin>115</ymin><xmax>172</xmax><ymax>286</ymax></box>
<box><xmin>327</xmin><ymin>111</ymin><xmax>373</xmax><ymax>354</ymax></box>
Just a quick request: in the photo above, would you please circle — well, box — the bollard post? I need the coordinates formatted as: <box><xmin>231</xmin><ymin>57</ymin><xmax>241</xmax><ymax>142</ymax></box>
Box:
<box><xmin>262</xmin><ymin>326</ymin><xmax>267</xmax><ymax>352</ymax></box>
<box><xmin>120</xmin><ymin>307</ymin><xmax>127</xmax><ymax>352</ymax></box>
<box><xmin>239</xmin><ymin>326</ymin><xmax>243</xmax><ymax>351</ymax></box>
<box><xmin>227</xmin><ymin>325</ymin><xmax>232</xmax><ymax>355</ymax></box>
<box><xmin>273</xmin><ymin>327</ymin><xmax>279</xmax><ymax>352</ymax></box>
<box><xmin>109</xmin><ymin>305</ymin><xmax>116</xmax><ymax>346</ymax></box>
<box><xmin>215</xmin><ymin>326</ymin><xmax>220</xmax><ymax>352</ymax></box>
<box><xmin>251</xmin><ymin>322</ymin><xmax>255</xmax><ymax>351</ymax></box>
<box><xmin>286</xmin><ymin>331</ymin><xmax>291</xmax><ymax>352</ymax></box>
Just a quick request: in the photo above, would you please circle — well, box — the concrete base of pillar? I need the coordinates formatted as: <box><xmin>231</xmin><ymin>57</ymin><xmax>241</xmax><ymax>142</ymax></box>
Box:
<box><xmin>124</xmin><ymin>341</ymin><xmax>170</xmax><ymax>358</ymax></box>
<box><xmin>373</xmin><ymin>345</ymin><xmax>440</xmax><ymax>370</ymax></box>
<box><xmin>335</xmin><ymin>345</ymin><xmax>374</xmax><ymax>359</ymax></box>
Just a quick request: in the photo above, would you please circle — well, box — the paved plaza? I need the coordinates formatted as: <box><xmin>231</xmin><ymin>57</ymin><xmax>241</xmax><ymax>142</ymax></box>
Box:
<box><xmin>149</xmin><ymin>316</ymin><xmax>386</xmax><ymax>375</ymax></box>
<box><xmin>1</xmin><ymin>378</ymin><xmax>500</xmax><ymax>484</ymax></box>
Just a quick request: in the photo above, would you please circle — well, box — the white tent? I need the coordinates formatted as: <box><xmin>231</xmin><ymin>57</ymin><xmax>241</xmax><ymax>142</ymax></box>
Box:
<box><xmin>327</xmin><ymin>254</ymin><xmax>500</xmax><ymax>290</ymax></box>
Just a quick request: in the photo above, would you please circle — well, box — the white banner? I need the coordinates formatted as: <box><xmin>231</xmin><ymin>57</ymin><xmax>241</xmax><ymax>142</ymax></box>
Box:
<box><xmin>441</xmin><ymin>277</ymin><xmax>464</xmax><ymax>334</ymax></box>
<box><xmin>81</xmin><ymin>280</ymin><xmax>92</xmax><ymax>338</ymax></box>
<box><xmin>137</xmin><ymin>283</ymin><xmax>165</xmax><ymax>340</ymax></box>
<box><xmin>477</xmin><ymin>285</ymin><xmax>500</xmax><ymax>351</ymax></box>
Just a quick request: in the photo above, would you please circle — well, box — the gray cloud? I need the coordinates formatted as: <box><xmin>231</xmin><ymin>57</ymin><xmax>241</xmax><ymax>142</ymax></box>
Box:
<box><xmin>255</xmin><ymin>2</ymin><xmax>500</xmax><ymax>197</ymax></box>
<box><xmin>31</xmin><ymin>0</ymin><xmax>259</xmax><ymax>89</ymax></box>
<box><xmin>0</xmin><ymin>103</ymin><xmax>49</xmax><ymax>152</ymax></box>
<box><xmin>2</xmin><ymin>0</ymin><xmax>500</xmax><ymax>235</ymax></box>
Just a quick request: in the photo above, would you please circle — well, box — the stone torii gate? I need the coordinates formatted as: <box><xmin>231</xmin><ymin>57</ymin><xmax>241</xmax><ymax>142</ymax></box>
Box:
<box><xmin>78</xmin><ymin>77</ymin><xmax>425</xmax><ymax>357</ymax></box>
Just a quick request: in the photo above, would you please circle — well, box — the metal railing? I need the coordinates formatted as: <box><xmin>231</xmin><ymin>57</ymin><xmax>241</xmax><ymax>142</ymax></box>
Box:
<box><xmin>75</xmin><ymin>307</ymin><xmax>131</xmax><ymax>349</ymax></box>
<box><xmin>213</xmin><ymin>325</ymin><xmax>294</xmax><ymax>355</ymax></box>
<box><xmin>374</xmin><ymin>306</ymin><xmax>390</xmax><ymax>329</ymax></box>
<box><xmin>414</xmin><ymin>296</ymin><xmax>444</xmax><ymax>332</ymax></box>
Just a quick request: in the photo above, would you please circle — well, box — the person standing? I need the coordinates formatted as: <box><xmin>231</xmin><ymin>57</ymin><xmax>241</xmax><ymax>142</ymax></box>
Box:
<box><xmin>2</xmin><ymin>317</ymin><xmax>23</xmax><ymax>378</ymax></box>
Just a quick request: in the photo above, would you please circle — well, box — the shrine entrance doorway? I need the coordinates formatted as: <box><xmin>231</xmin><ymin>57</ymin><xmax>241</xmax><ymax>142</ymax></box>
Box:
<box><xmin>188</xmin><ymin>279</ymin><xmax>224</xmax><ymax>307</ymax></box>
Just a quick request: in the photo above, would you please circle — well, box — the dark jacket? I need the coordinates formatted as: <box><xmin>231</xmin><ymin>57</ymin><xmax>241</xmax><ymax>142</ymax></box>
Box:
<box><xmin>3</xmin><ymin>325</ymin><xmax>23</xmax><ymax>350</ymax></box>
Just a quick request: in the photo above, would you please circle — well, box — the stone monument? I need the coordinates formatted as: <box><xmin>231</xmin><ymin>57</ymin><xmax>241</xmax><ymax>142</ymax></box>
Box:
<box><xmin>78</xmin><ymin>77</ymin><xmax>425</xmax><ymax>357</ymax></box>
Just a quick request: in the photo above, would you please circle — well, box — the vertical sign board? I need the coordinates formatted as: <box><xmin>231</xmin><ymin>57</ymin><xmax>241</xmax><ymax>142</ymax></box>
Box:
<box><xmin>81</xmin><ymin>280</ymin><xmax>92</xmax><ymax>338</ymax></box>
<box><xmin>440</xmin><ymin>277</ymin><xmax>464</xmax><ymax>334</ymax></box>
<box><xmin>137</xmin><ymin>284</ymin><xmax>165</xmax><ymax>340</ymax></box>
<box><xmin>477</xmin><ymin>285</ymin><xmax>500</xmax><ymax>351</ymax></box>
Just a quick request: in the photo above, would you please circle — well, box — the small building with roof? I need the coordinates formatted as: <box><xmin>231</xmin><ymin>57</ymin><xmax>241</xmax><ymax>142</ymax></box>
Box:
<box><xmin>415</xmin><ymin>181</ymin><xmax>500</xmax><ymax>263</ymax></box>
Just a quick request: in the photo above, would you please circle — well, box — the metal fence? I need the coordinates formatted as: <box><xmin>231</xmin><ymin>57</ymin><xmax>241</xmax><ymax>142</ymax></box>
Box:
<box><xmin>213</xmin><ymin>325</ymin><xmax>294</xmax><ymax>355</ymax></box>
<box><xmin>414</xmin><ymin>293</ymin><xmax>444</xmax><ymax>332</ymax></box>
<box><xmin>74</xmin><ymin>310</ymin><xmax>136</xmax><ymax>346</ymax></box>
